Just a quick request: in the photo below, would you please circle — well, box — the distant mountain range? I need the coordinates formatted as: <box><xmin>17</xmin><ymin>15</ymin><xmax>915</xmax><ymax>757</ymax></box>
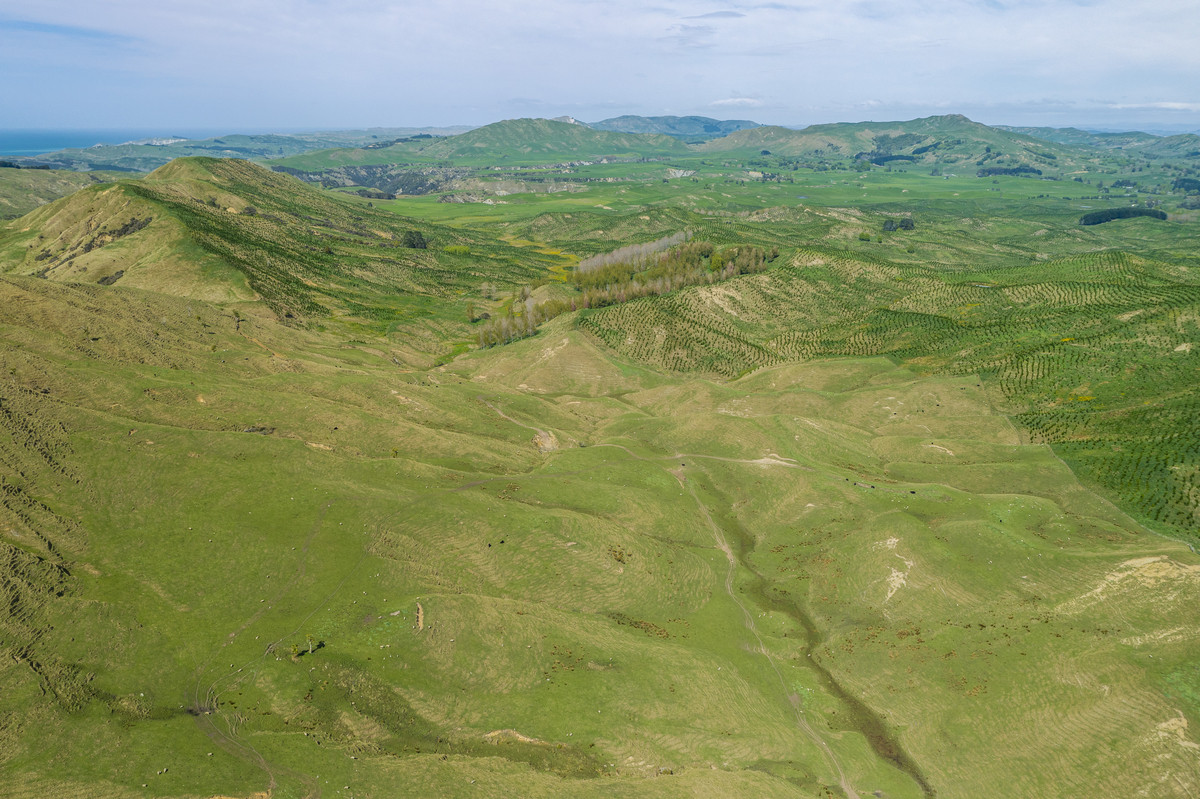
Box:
<box><xmin>8</xmin><ymin>114</ymin><xmax>1200</xmax><ymax>175</ymax></box>
<box><xmin>997</xmin><ymin>126</ymin><xmax>1200</xmax><ymax>158</ymax></box>
<box><xmin>586</xmin><ymin>115</ymin><xmax>760</xmax><ymax>139</ymax></box>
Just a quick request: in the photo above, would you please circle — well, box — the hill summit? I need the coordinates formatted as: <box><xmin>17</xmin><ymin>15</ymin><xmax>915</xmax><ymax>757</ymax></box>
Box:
<box><xmin>588</xmin><ymin>115</ymin><xmax>760</xmax><ymax>139</ymax></box>
<box><xmin>0</xmin><ymin>157</ymin><xmax>541</xmax><ymax>320</ymax></box>
<box><xmin>699</xmin><ymin>113</ymin><xmax>1082</xmax><ymax>169</ymax></box>
<box><xmin>416</xmin><ymin>118</ymin><xmax>692</xmax><ymax>163</ymax></box>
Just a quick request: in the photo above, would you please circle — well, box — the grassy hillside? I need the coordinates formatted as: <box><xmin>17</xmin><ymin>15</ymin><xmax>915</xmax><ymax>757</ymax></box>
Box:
<box><xmin>998</xmin><ymin>125</ymin><xmax>1162</xmax><ymax>149</ymax></box>
<box><xmin>0</xmin><ymin>168</ymin><xmax>123</xmax><ymax>220</ymax></box>
<box><xmin>267</xmin><ymin>114</ymin><xmax>1200</xmax><ymax>217</ymax></box>
<box><xmin>266</xmin><ymin>139</ymin><xmax>449</xmax><ymax>172</ymax></box>
<box><xmin>1002</xmin><ymin>125</ymin><xmax>1200</xmax><ymax>159</ymax></box>
<box><xmin>577</xmin><ymin>244</ymin><xmax>1200</xmax><ymax>541</ymax></box>
<box><xmin>2</xmin><ymin>280</ymin><xmax>1196</xmax><ymax>798</ymax></box>
<box><xmin>390</xmin><ymin>118</ymin><xmax>693</xmax><ymax>165</ymax></box>
<box><xmin>0</xmin><ymin>158</ymin><xmax>558</xmax><ymax>341</ymax></box>
<box><xmin>0</xmin><ymin>141</ymin><xmax>1197</xmax><ymax>799</ymax></box>
<box><xmin>701</xmin><ymin>114</ymin><xmax>1087</xmax><ymax>171</ymax></box>
<box><xmin>273</xmin><ymin>119</ymin><xmax>693</xmax><ymax>172</ymax></box>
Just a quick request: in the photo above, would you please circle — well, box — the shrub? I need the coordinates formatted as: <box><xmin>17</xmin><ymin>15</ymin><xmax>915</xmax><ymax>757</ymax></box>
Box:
<box><xmin>401</xmin><ymin>230</ymin><xmax>428</xmax><ymax>249</ymax></box>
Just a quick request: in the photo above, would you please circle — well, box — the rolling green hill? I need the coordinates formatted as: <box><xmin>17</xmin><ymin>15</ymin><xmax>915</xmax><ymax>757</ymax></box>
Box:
<box><xmin>0</xmin><ymin>158</ymin><xmax>554</xmax><ymax>335</ymax></box>
<box><xmin>407</xmin><ymin>118</ymin><xmax>693</xmax><ymax>164</ymax></box>
<box><xmin>997</xmin><ymin>125</ymin><xmax>1162</xmax><ymax>149</ymax></box>
<box><xmin>1002</xmin><ymin>125</ymin><xmax>1200</xmax><ymax>158</ymax></box>
<box><xmin>577</xmin><ymin>245</ymin><xmax>1200</xmax><ymax>540</ymax></box>
<box><xmin>0</xmin><ymin>136</ymin><xmax>1198</xmax><ymax>799</ymax></box>
<box><xmin>272</xmin><ymin>119</ymin><xmax>694</xmax><ymax>172</ymax></box>
<box><xmin>261</xmin><ymin>114</ymin><xmax>1199</xmax><ymax>209</ymax></box>
<box><xmin>701</xmin><ymin>114</ymin><xmax>1085</xmax><ymax>171</ymax></box>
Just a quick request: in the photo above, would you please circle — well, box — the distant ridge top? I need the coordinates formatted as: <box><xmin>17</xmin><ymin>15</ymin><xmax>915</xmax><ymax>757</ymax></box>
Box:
<box><xmin>412</xmin><ymin>117</ymin><xmax>691</xmax><ymax>163</ymax></box>
<box><xmin>587</xmin><ymin>115</ymin><xmax>760</xmax><ymax>139</ymax></box>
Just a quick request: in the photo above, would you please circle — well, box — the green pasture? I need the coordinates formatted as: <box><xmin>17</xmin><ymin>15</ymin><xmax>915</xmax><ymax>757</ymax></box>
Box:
<box><xmin>6</xmin><ymin>289</ymin><xmax>1195</xmax><ymax>798</ymax></box>
<box><xmin>1</xmin><ymin>120</ymin><xmax>1199</xmax><ymax>798</ymax></box>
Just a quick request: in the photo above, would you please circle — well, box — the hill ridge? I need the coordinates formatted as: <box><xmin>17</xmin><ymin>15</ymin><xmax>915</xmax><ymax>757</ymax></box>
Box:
<box><xmin>588</xmin><ymin>114</ymin><xmax>760</xmax><ymax>139</ymax></box>
<box><xmin>0</xmin><ymin>157</ymin><xmax>549</xmax><ymax>325</ymax></box>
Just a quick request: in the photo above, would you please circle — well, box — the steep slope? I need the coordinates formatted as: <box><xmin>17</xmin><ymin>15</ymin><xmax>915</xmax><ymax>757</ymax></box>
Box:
<box><xmin>0</xmin><ymin>158</ymin><xmax>553</xmax><ymax>325</ymax></box>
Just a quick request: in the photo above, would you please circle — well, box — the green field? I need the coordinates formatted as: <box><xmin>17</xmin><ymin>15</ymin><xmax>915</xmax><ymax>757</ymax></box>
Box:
<box><xmin>1</xmin><ymin>116</ymin><xmax>1198</xmax><ymax>798</ymax></box>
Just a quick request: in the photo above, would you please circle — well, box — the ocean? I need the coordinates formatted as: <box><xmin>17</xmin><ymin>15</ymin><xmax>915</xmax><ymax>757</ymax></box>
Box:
<box><xmin>0</xmin><ymin>129</ymin><xmax>233</xmax><ymax>157</ymax></box>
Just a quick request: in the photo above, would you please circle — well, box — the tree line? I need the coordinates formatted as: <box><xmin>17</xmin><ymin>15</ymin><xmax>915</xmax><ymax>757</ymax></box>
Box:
<box><xmin>476</xmin><ymin>240</ymin><xmax>778</xmax><ymax>348</ymax></box>
<box><xmin>977</xmin><ymin>165</ymin><xmax>1042</xmax><ymax>177</ymax></box>
<box><xmin>574</xmin><ymin>231</ymin><xmax>689</xmax><ymax>274</ymax></box>
<box><xmin>1078</xmin><ymin>207</ymin><xmax>1167</xmax><ymax>226</ymax></box>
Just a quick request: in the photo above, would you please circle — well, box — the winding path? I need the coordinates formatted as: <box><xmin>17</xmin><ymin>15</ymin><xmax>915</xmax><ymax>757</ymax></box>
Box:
<box><xmin>483</xmin><ymin>410</ymin><xmax>860</xmax><ymax>796</ymax></box>
<box><xmin>680</xmin><ymin>476</ymin><xmax>860</xmax><ymax>799</ymax></box>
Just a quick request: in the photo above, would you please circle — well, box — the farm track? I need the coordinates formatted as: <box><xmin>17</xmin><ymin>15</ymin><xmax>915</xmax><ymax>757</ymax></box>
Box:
<box><xmin>478</xmin><ymin>397</ymin><xmax>553</xmax><ymax>442</ymax></box>
<box><xmin>584</xmin><ymin>439</ymin><xmax>936</xmax><ymax>795</ymax></box>
<box><xmin>474</xmin><ymin>404</ymin><xmax>904</xmax><ymax>796</ymax></box>
<box><xmin>188</xmin><ymin>497</ymin><xmax>375</xmax><ymax>799</ymax></box>
<box><xmin>680</xmin><ymin>474</ymin><xmax>861</xmax><ymax>799</ymax></box>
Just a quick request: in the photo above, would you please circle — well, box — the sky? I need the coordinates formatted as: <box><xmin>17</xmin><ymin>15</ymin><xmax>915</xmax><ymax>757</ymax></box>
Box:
<box><xmin>2</xmin><ymin>0</ymin><xmax>1199</xmax><ymax>133</ymax></box>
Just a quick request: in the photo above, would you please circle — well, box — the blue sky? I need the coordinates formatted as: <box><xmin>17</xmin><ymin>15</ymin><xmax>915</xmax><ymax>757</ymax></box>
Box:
<box><xmin>2</xmin><ymin>0</ymin><xmax>1198</xmax><ymax>132</ymax></box>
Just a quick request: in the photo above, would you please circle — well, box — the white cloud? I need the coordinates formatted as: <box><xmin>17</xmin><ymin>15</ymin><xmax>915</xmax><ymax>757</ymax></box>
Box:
<box><xmin>1109</xmin><ymin>101</ymin><xmax>1200</xmax><ymax>112</ymax></box>
<box><xmin>1</xmin><ymin>0</ymin><xmax>1198</xmax><ymax>128</ymax></box>
<box><xmin>661</xmin><ymin>23</ymin><xmax>717</xmax><ymax>48</ymax></box>
<box><xmin>711</xmin><ymin>97</ymin><xmax>764</xmax><ymax>108</ymax></box>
